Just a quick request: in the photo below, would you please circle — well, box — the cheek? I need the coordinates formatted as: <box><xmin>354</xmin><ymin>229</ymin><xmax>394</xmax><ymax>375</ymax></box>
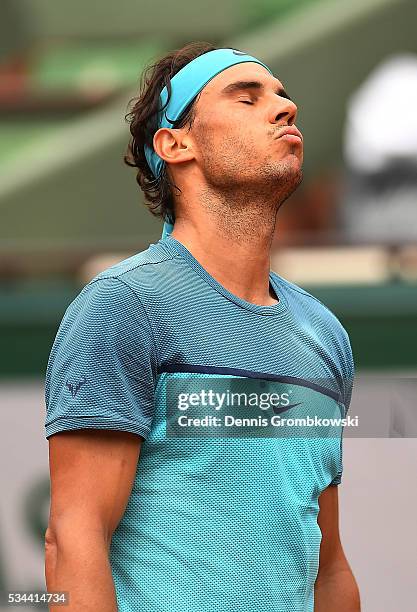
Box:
<box><xmin>214</xmin><ymin>127</ymin><xmax>258</xmax><ymax>156</ymax></box>
<box><xmin>194</xmin><ymin>114</ymin><xmax>263</xmax><ymax>165</ymax></box>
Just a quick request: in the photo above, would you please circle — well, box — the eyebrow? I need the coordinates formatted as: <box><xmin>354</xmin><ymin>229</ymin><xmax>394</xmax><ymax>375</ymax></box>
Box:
<box><xmin>220</xmin><ymin>80</ymin><xmax>292</xmax><ymax>101</ymax></box>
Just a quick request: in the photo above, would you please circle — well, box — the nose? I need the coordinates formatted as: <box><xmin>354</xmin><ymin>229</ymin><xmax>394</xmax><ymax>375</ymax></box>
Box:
<box><xmin>270</xmin><ymin>96</ymin><xmax>298</xmax><ymax>126</ymax></box>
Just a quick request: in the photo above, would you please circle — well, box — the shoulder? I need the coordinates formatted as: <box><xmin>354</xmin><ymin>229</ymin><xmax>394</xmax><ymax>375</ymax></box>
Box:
<box><xmin>272</xmin><ymin>271</ymin><xmax>354</xmax><ymax>363</ymax></box>
<box><xmin>55</xmin><ymin>246</ymin><xmax>169</xmax><ymax>346</ymax></box>
<box><xmin>95</xmin><ymin>241</ymin><xmax>175</xmax><ymax>278</ymax></box>
<box><xmin>93</xmin><ymin>240</ymin><xmax>177</xmax><ymax>289</ymax></box>
<box><xmin>64</xmin><ymin>241</ymin><xmax>177</xmax><ymax>319</ymax></box>
<box><xmin>88</xmin><ymin>240</ymin><xmax>185</xmax><ymax>305</ymax></box>
<box><xmin>273</xmin><ymin>271</ymin><xmax>346</xmax><ymax>330</ymax></box>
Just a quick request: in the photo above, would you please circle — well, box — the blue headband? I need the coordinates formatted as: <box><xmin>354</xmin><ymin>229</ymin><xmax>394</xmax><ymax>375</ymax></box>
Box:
<box><xmin>143</xmin><ymin>48</ymin><xmax>272</xmax><ymax>238</ymax></box>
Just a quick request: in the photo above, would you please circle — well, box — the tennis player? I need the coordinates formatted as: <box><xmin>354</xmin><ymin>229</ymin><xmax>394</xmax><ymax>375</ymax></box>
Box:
<box><xmin>44</xmin><ymin>42</ymin><xmax>360</xmax><ymax>611</ymax></box>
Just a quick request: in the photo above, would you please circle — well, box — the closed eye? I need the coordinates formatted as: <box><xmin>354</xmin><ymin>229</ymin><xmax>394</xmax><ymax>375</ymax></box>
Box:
<box><xmin>239</xmin><ymin>100</ymin><xmax>254</xmax><ymax>105</ymax></box>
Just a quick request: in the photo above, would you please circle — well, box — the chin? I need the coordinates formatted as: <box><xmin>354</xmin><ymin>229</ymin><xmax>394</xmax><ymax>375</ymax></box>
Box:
<box><xmin>264</xmin><ymin>150</ymin><xmax>302</xmax><ymax>173</ymax></box>
<box><xmin>284</xmin><ymin>151</ymin><xmax>303</xmax><ymax>170</ymax></box>
<box><xmin>276</xmin><ymin>155</ymin><xmax>303</xmax><ymax>181</ymax></box>
<box><xmin>270</xmin><ymin>157</ymin><xmax>303</xmax><ymax>201</ymax></box>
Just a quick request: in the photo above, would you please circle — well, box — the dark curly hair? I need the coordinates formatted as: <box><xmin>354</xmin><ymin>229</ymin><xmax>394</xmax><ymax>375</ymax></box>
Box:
<box><xmin>124</xmin><ymin>42</ymin><xmax>218</xmax><ymax>225</ymax></box>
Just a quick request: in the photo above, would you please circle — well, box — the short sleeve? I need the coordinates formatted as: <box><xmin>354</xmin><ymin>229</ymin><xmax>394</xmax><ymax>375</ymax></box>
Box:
<box><xmin>330</xmin><ymin>325</ymin><xmax>355</xmax><ymax>486</ymax></box>
<box><xmin>44</xmin><ymin>276</ymin><xmax>158</xmax><ymax>440</ymax></box>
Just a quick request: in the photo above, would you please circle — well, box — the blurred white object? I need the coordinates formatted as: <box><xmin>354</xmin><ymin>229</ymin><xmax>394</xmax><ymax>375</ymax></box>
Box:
<box><xmin>77</xmin><ymin>253</ymin><xmax>133</xmax><ymax>284</ymax></box>
<box><xmin>341</xmin><ymin>54</ymin><xmax>417</xmax><ymax>243</ymax></box>
<box><xmin>345</xmin><ymin>54</ymin><xmax>417</xmax><ymax>173</ymax></box>
<box><xmin>272</xmin><ymin>246</ymin><xmax>390</xmax><ymax>285</ymax></box>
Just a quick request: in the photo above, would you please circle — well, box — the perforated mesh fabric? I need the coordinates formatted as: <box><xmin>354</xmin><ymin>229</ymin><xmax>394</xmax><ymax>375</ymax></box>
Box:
<box><xmin>45</xmin><ymin>236</ymin><xmax>354</xmax><ymax>612</ymax></box>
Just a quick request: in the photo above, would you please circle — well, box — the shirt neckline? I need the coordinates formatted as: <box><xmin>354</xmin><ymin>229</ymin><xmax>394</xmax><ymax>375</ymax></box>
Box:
<box><xmin>159</xmin><ymin>236</ymin><xmax>288</xmax><ymax>317</ymax></box>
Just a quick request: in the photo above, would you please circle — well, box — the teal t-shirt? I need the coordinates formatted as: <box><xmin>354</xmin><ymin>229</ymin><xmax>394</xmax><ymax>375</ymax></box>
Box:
<box><xmin>45</xmin><ymin>236</ymin><xmax>354</xmax><ymax>612</ymax></box>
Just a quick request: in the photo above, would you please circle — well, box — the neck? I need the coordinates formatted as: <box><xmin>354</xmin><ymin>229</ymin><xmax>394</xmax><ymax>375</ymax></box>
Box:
<box><xmin>170</xmin><ymin>185</ymin><xmax>281</xmax><ymax>306</ymax></box>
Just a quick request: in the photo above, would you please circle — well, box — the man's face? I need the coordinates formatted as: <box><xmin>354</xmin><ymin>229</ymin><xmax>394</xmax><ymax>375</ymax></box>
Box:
<box><xmin>188</xmin><ymin>62</ymin><xmax>303</xmax><ymax>195</ymax></box>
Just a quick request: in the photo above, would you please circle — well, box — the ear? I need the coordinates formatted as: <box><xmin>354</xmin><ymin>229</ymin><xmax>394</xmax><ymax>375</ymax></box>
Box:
<box><xmin>152</xmin><ymin>127</ymin><xmax>195</xmax><ymax>168</ymax></box>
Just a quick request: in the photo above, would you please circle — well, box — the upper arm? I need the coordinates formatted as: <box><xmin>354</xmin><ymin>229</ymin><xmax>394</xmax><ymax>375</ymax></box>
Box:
<box><xmin>317</xmin><ymin>485</ymin><xmax>346</xmax><ymax>572</ymax></box>
<box><xmin>316</xmin><ymin>481</ymin><xmax>360</xmax><ymax>608</ymax></box>
<box><xmin>47</xmin><ymin>429</ymin><xmax>142</xmax><ymax>546</ymax></box>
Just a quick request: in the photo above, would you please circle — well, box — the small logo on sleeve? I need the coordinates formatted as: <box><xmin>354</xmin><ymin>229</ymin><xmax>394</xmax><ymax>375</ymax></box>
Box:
<box><xmin>65</xmin><ymin>375</ymin><xmax>87</xmax><ymax>398</ymax></box>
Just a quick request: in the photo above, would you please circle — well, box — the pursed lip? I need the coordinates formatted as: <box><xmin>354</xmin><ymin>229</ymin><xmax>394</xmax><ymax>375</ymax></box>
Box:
<box><xmin>276</xmin><ymin>126</ymin><xmax>303</xmax><ymax>141</ymax></box>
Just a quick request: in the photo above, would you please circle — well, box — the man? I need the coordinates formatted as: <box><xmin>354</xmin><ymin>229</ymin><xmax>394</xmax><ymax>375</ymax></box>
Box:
<box><xmin>44</xmin><ymin>43</ymin><xmax>360</xmax><ymax>611</ymax></box>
